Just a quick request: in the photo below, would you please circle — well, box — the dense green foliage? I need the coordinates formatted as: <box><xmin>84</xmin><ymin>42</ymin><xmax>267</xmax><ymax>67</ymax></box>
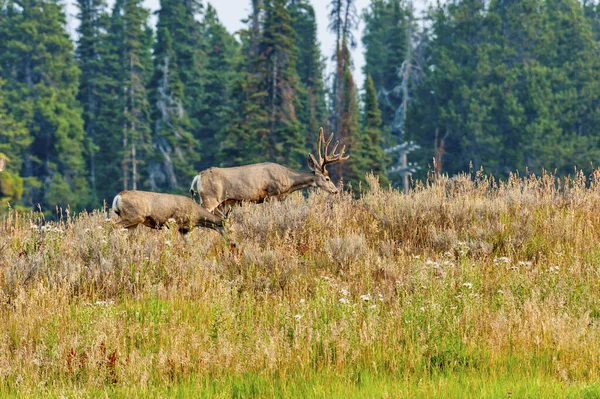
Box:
<box><xmin>406</xmin><ymin>0</ymin><xmax>600</xmax><ymax>179</ymax></box>
<box><xmin>1</xmin><ymin>0</ymin><xmax>600</xmax><ymax>211</ymax></box>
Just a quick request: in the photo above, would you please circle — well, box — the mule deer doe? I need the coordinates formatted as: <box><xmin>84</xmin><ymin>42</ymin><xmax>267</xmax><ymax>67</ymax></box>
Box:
<box><xmin>190</xmin><ymin>128</ymin><xmax>349</xmax><ymax>215</ymax></box>
<box><xmin>112</xmin><ymin>190</ymin><xmax>227</xmax><ymax>240</ymax></box>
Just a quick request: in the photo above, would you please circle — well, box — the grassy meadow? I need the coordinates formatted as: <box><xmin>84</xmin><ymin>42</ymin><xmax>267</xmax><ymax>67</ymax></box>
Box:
<box><xmin>2</xmin><ymin>172</ymin><xmax>600</xmax><ymax>398</ymax></box>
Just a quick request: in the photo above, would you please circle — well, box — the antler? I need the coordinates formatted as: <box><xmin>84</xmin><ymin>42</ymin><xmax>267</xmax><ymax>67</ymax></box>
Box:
<box><xmin>317</xmin><ymin>127</ymin><xmax>349</xmax><ymax>171</ymax></box>
<box><xmin>0</xmin><ymin>158</ymin><xmax>6</xmax><ymax>172</ymax></box>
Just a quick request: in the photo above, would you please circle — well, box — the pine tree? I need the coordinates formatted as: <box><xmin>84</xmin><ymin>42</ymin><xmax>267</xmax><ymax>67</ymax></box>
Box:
<box><xmin>337</xmin><ymin>36</ymin><xmax>362</xmax><ymax>185</ymax></box>
<box><xmin>406</xmin><ymin>0</ymin><xmax>498</xmax><ymax>176</ymax></box>
<box><xmin>260</xmin><ymin>0</ymin><xmax>305</xmax><ymax>168</ymax></box>
<box><xmin>196</xmin><ymin>4</ymin><xmax>239</xmax><ymax>170</ymax></box>
<box><xmin>0</xmin><ymin>0</ymin><xmax>90</xmax><ymax>212</ymax></box>
<box><xmin>220</xmin><ymin>0</ymin><xmax>305</xmax><ymax>169</ymax></box>
<box><xmin>328</xmin><ymin>0</ymin><xmax>361</xmax><ymax>184</ymax></box>
<box><xmin>152</xmin><ymin>0</ymin><xmax>204</xmax><ymax>146</ymax></box>
<box><xmin>362</xmin><ymin>0</ymin><xmax>408</xmax><ymax>134</ymax></box>
<box><xmin>289</xmin><ymin>0</ymin><xmax>327</xmax><ymax>144</ymax></box>
<box><xmin>110</xmin><ymin>0</ymin><xmax>153</xmax><ymax>191</ymax></box>
<box><xmin>217</xmin><ymin>11</ymin><xmax>269</xmax><ymax>167</ymax></box>
<box><xmin>0</xmin><ymin>79</ymin><xmax>31</xmax><ymax>209</ymax></box>
<box><xmin>149</xmin><ymin>25</ymin><xmax>199</xmax><ymax>193</ymax></box>
<box><xmin>75</xmin><ymin>0</ymin><xmax>112</xmax><ymax>205</ymax></box>
<box><xmin>360</xmin><ymin>75</ymin><xmax>389</xmax><ymax>187</ymax></box>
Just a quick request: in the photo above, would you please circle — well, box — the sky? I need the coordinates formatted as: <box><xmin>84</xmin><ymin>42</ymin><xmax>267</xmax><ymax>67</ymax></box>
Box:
<box><xmin>65</xmin><ymin>0</ymin><xmax>433</xmax><ymax>87</ymax></box>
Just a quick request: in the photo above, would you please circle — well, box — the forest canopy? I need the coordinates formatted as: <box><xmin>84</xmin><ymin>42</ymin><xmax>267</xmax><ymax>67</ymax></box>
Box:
<box><xmin>0</xmin><ymin>0</ymin><xmax>599</xmax><ymax>213</ymax></box>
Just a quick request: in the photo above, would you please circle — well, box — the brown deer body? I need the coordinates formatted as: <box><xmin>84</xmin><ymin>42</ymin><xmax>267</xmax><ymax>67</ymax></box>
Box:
<box><xmin>190</xmin><ymin>128</ymin><xmax>349</xmax><ymax>214</ymax></box>
<box><xmin>112</xmin><ymin>190</ymin><xmax>225</xmax><ymax>237</ymax></box>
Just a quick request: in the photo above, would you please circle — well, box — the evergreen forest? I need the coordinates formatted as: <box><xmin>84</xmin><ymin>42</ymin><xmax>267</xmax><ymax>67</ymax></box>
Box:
<box><xmin>1</xmin><ymin>0</ymin><xmax>600</xmax><ymax>213</ymax></box>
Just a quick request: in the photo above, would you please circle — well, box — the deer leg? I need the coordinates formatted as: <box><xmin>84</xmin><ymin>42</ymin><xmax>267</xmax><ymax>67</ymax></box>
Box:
<box><xmin>213</xmin><ymin>207</ymin><xmax>226</xmax><ymax>218</ymax></box>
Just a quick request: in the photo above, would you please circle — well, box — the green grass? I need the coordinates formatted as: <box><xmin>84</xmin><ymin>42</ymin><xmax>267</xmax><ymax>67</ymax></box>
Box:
<box><xmin>3</xmin><ymin>371</ymin><xmax>599</xmax><ymax>398</ymax></box>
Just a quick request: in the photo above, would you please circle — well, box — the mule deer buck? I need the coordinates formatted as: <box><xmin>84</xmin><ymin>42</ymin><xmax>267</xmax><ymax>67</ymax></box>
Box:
<box><xmin>190</xmin><ymin>128</ymin><xmax>349</xmax><ymax>215</ymax></box>
<box><xmin>111</xmin><ymin>190</ymin><xmax>227</xmax><ymax>240</ymax></box>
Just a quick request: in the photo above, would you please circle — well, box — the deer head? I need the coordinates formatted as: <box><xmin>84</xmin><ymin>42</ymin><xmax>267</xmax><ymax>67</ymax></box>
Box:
<box><xmin>307</xmin><ymin>127</ymin><xmax>349</xmax><ymax>194</ymax></box>
<box><xmin>0</xmin><ymin>158</ymin><xmax>6</xmax><ymax>172</ymax></box>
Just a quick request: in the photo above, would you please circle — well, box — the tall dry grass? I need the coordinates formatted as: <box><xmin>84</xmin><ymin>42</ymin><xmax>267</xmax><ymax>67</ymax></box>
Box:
<box><xmin>2</xmin><ymin>171</ymin><xmax>600</xmax><ymax>396</ymax></box>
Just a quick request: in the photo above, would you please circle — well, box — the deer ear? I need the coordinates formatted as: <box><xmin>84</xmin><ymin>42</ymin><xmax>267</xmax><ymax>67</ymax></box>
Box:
<box><xmin>307</xmin><ymin>154</ymin><xmax>319</xmax><ymax>172</ymax></box>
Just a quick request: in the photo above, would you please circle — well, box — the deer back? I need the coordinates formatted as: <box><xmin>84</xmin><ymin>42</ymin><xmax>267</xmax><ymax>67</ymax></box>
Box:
<box><xmin>201</xmin><ymin>163</ymin><xmax>294</xmax><ymax>203</ymax></box>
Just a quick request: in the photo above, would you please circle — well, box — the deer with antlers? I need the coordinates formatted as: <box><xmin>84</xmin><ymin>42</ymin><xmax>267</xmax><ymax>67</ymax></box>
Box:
<box><xmin>190</xmin><ymin>128</ymin><xmax>349</xmax><ymax>215</ymax></box>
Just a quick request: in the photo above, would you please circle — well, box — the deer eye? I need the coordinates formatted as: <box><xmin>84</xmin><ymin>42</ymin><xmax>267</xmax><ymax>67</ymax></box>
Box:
<box><xmin>325</xmin><ymin>177</ymin><xmax>330</xmax><ymax>181</ymax></box>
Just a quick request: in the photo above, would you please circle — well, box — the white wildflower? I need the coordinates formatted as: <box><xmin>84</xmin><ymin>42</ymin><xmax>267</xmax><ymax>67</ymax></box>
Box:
<box><xmin>339</xmin><ymin>297</ymin><xmax>350</xmax><ymax>304</ymax></box>
<box><xmin>340</xmin><ymin>288</ymin><xmax>349</xmax><ymax>296</ymax></box>
<box><xmin>493</xmin><ymin>256</ymin><xmax>511</xmax><ymax>265</ymax></box>
<box><xmin>369</xmin><ymin>304</ymin><xmax>377</xmax><ymax>310</ymax></box>
<box><xmin>463</xmin><ymin>282</ymin><xmax>473</xmax><ymax>289</ymax></box>
<box><xmin>294</xmin><ymin>314</ymin><xmax>302</xmax><ymax>321</ymax></box>
<box><xmin>518</xmin><ymin>261</ymin><xmax>533</xmax><ymax>267</ymax></box>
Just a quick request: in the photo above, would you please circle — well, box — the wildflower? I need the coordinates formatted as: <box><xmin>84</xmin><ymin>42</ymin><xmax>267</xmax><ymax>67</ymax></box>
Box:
<box><xmin>463</xmin><ymin>282</ymin><xmax>473</xmax><ymax>289</ymax></box>
<box><xmin>493</xmin><ymin>256</ymin><xmax>511</xmax><ymax>265</ymax></box>
<box><xmin>340</xmin><ymin>288</ymin><xmax>349</xmax><ymax>296</ymax></box>
<box><xmin>518</xmin><ymin>261</ymin><xmax>533</xmax><ymax>267</ymax></box>
<box><xmin>369</xmin><ymin>304</ymin><xmax>377</xmax><ymax>310</ymax></box>
<box><xmin>165</xmin><ymin>240</ymin><xmax>172</xmax><ymax>247</ymax></box>
<box><xmin>299</xmin><ymin>299</ymin><xmax>306</xmax><ymax>304</ymax></box>
<box><xmin>426</xmin><ymin>259</ymin><xmax>439</xmax><ymax>266</ymax></box>
<box><xmin>378</xmin><ymin>293</ymin><xmax>384</xmax><ymax>302</ymax></box>
<box><xmin>339</xmin><ymin>298</ymin><xmax>350</xmax><ymax>304</ymax></box>
<box><xmin>30</xmin><ymin>224</ymin><xmax>39</xmax><ymax>230</ymax></box>
<box><xmin>94</xmin><ymin>300</ymin><xmax>114</xmax><ymax>307</ymax></box>
<box><xmin>360</xmin><ymin>294</ymin><xmax>371</xmax><ymax>302</ymax></box>
<box><xmin>294</xmin><ymin>314</ymin><xmax>302</xmax><ymax>321</ymax></box>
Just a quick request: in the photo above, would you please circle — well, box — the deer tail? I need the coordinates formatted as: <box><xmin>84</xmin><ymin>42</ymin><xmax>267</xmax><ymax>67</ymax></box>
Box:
<box><xmin>190</xmin><ymin>174</ymin><xmax>203</xmax><ymax>204</ymax></box>
<box><xmin>111</xmin><ymin>194</ymin><xmax>122</xmax><ymax>217</ymax></box>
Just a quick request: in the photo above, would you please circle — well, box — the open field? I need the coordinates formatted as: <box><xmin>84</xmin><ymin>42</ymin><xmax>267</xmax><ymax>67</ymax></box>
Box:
<box><xmin>2</xmin><ymin>172</ymin><xmax>600</xmax><ymax>398</ymax></box>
